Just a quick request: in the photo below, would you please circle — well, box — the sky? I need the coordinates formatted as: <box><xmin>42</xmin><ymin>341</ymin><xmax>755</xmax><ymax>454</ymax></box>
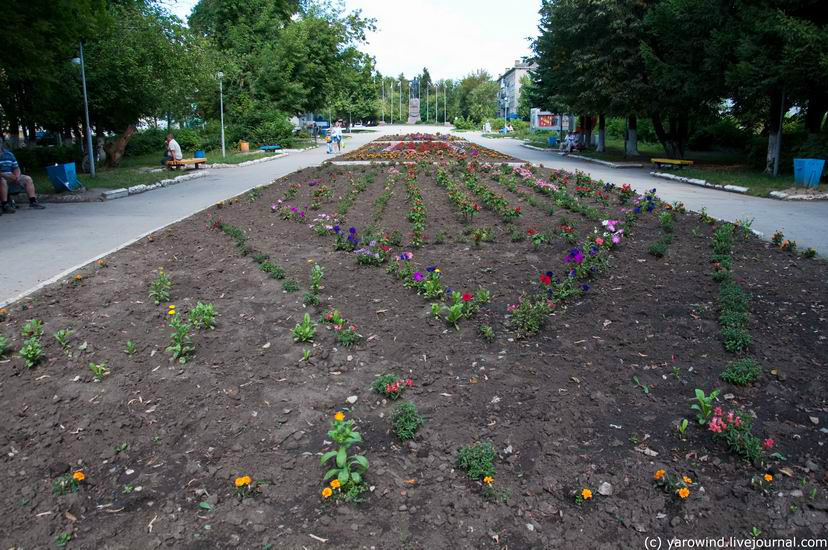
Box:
<box><xmin>165</xmin><ymin>0</ymin><xmax>541</xmax><ymax>81</ymax></box>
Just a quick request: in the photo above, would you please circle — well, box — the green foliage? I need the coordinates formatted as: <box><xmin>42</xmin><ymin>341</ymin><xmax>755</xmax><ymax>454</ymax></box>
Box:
<box><xmin>691</xmin><ymin>388</ymin><xmax>720</xmax><ymax>425</ymax></box>
<box><xmin>292</xmin><ymin>313</ymin><xmax>316</xmax><ymax>342</ymax></box>
<box><xmin>510</xmin><ymin>295</ymin><xmax>549</xmax><ymax>337</ymax></box>
<box><xmin>88</xmin><ymin>362</ymin><xmax>110</xmax><ymax>381</ymax></box>
<box><xmin>124</xmin><ymin>339</ymin><xmax>138</xmax><ymax>357</ymax></box>
<box><xmin>52</xmin><ymin>473</ymin><xmax>80</xmax><ymax>496</ymax></box>
<box><xmin>391</xmin><ymin>402</ymin><xmax>424</xmax><ymax>441</ymax></box>
<box><xmin>721</xmin><ymin>358</ymin><xmax>762</xmax><ymax>386</ymax></box>
<box><xmin>648</xmin><ymin>238</ymin><xmax>670</xmax><ymax>258</ymax></box>
<box><xmin>148</xmin><ymin>270</ymin><xmax>172</xmax><ymax>305</ymax></box>
<box><xmin>0</xmin><ymin>334</ymin><xmax>8</xmax><ymax>356</ymax></box>
<box><xmin>713</xmin><ymin>411</ymin><xmax>763</xmax><ymax>463</ymax></box>
<box><xmin>336</xmin><ymin>325</ymin><xmax>362</xmax><ymax>347</ymax></box>
<box><xmin>283</xmin><ymin>279</ymin><xmax>299</xmax><ymax>292</ymax></box>
<box><xmin>321</xmin><ymin>413</ymin><xmax>369</xmax><ymax>487</ymax></box>
<box><xmin>54</xmin><ymin>328</ymin><xmax>73</xmax><ymax>350</ymax></box>
<box><xmin>721</xmin><ymin>326</ymin><xmax>752</xmax><ymax>353</ymax></box>
<box><xmin>166</xmin><ymin>314</ymin><xmax>194</xmax><ymax>363</ymax></box>
<box><xmin>371</xmin><ymin>374</ymin><xmax>409</xmax><ymax>400</ymax></box>
<box><xmin>22</xmin><ymin>319</ymin><xmax>44</xmax><ymax>338</ymax></box>
<box><xmin>457</xmin><ymin>442</ymin><xmax>496</xmax><ymax>480</ymax></box>
<box><xmin>658</xmin><ymin>211</ymin><xmax>674</xmax><ymax>233</ymax></box>
<box><xmin>479</xmin><ymin>324</ymin><xmax>495</xmax><ymax>343</ymax></box>
<box><xmin>19</xmin><ymin>337</ymin><xmax>43</xmax><ymax>369</ymax></box>
<box><xmin>189</xmin><ymin>302</ymin><xmax>217</xmax><ymax>330</ymax></box>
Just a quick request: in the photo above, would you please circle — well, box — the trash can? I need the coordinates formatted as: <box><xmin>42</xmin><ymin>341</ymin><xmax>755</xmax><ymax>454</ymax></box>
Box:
<box><xmin>547</xmin><ymin>136</ymin><xmax>559</xmax><ymax>148</ymax></box>
<box><xmin>46</xmin><ymin>162</ymin><xmax>81</xmax><ymax>192</ymax></box>
<box><xmin>240</xmin><ymin>141</ymin><xmax>250</xmax><ymax>153</ymax></box>
<box><xmin>794</xmin><ymin>158</ymin><xmax>825</xmax><ymax>187</ymax></box>
<box><xmin>194</xmin><ymin>150</ymin><xmax>205</xmax><ymax>158</ymax></box>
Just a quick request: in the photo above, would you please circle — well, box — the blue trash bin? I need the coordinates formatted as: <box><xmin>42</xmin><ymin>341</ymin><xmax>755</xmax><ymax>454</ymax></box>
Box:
<box><xmin>46</xmin><ymin>162</ymin><xmax>81</xmax><ymax>192</ymax></box>
<box><xmin>547</xmin><ymin>136</ymin><xmax>559</xmax><ymax>147</ymax></box>
<box><xmin>794</xmin><ymin>158</ymin><xmax>825</xmax><ymax>188</ymax></box>
<box><xmin>194</xmin><ymin>150</ymin><xmax>206</xmax><ymax>158</ymax></box>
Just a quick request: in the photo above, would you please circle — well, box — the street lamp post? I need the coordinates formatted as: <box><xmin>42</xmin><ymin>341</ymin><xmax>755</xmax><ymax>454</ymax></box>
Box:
<box><xmin>73</xmin><ymin>42</ymin><xmax>95</xmax><ymax>177</ymax></box>
<box><xmin>444</xmin><ymin>84</ymin><xmax>447</xmax><ymax>125</ymax></box>
<box><xmin>217</xmin><ymin>71</ymin><xmax>226</xmax><ymax>158</ymax></box>
<box><xmin>381</xmin><ymin>80</ymin><xmax>385</xmax><ymax>124</ymax></box>
<box><xmin>426</xmin><ymin>84</ymin><xmax>429</xmax><ymax>124</ymax></box>
<box><xmin>399</xmin><ymin>79</ymin><xmax>403</xmax><ymax>124</ymax></box>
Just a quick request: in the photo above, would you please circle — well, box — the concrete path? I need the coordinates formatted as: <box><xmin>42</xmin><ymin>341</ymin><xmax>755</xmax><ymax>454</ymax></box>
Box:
<box><xmin>2</xmin><ymin>125</ymin><xmax>825</xmax><ymax>306</ymax></box>
<box><xmin>460</xmin><ymin>132</ymin><xmax>828</xmax><ymax>256</ymax></box>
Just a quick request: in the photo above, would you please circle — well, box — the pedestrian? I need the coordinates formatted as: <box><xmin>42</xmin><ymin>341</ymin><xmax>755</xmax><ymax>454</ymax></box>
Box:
<box><xmin>332</xmin><ymin>120</ymin><xmax>343</xmax><ymax>152</ymax></box>
<box><xmin>325</xmin><ymin>129</ymin><xmax>333</xmax><ymax>154</ymax></box>
<box><xmin>0</xmin><ymin>139</ymin><xmax>46</xmax><ymax>212</ymax></box>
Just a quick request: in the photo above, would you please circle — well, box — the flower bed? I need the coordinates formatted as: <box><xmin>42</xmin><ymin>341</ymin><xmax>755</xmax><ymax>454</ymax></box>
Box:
<box><xmin>335</xmin><ymin>137</ymin><xmax>518</xmax><ymax>162</ymax></box>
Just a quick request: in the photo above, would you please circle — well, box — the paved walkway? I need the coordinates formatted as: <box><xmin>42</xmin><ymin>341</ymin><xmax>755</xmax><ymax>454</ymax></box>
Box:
<box><xmin>2</xmin><ymin>125</ymin><xmax>825</xmax><ymax>306</ymax></box>
<box><xmin>461</xmin><ymin>132</ymin><xmax>828</xmax><ymax>256</ymax></box>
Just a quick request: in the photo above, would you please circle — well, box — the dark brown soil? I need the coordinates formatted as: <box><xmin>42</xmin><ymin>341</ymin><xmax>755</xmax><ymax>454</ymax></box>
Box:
<box><xmin>1</xmin><ymin>159</ymin><xmax>827</xmax><ymax>550</ymax></box>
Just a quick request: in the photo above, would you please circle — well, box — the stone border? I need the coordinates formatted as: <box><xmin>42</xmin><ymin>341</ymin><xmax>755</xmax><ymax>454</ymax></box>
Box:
<box><xmin>768</xmin><ymin>190</ymin><xmax>828</xmax><ymax>201</ymax></box>
<box><xmin>206</xmin><ymin>152</ymin><xmax>287</xmax><ymax>169</ymax></box>
<box><xmin>649</xmin><ymin>171</ymin><xmax>749</xmax><ymax>194</ymax></box>
<box><xmin>519</xmin><ymin>143</ymin><xmax>643</xmax><ymax>169</ymax></box>
<box><xmin>101</xmin><ymin>170</ymin><xmax>210</xmax><ymax>201</ymax></box>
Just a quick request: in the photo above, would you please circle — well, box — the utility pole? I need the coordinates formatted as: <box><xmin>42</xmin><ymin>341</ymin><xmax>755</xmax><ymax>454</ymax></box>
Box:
<box><xmin>399</xmin><ymin>79</ymin><xmax>403</xmax><ymax>123</ymax></box>
<box><xmin>381</xmin><ymin>79</ymin><xmax>385</xmax><ymax>124</ymax></box>
<box><xmin>426</xmin><ymin>85</ymin><xmax>429</xmax><ymax>124</ymax></box>
<box><xmin>77</xmin><ymin>42</ymin><xmax>95</xmax><ymax>177</ymax></box>
<box><xmin>218</xmin><ymin>72</ymin><xmax>226</xmax><ymax>158</ymax></box>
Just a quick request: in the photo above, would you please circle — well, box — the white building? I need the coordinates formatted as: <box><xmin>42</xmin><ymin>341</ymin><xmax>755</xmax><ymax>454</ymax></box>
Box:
<box><xmin>497</xmin><ymin>60</ymin><xmax>538</xmax><ymax>119</ymax></box>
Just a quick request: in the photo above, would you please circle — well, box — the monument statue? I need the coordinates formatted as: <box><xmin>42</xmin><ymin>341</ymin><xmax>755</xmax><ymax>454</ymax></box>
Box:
<box><xmin>407</xmin><ymin>78</ymin><xmax>421</xmax><ymax>124</ymax></box>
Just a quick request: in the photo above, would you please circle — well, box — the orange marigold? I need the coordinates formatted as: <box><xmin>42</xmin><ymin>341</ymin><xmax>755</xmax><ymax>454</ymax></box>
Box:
<box><xmin>654</xmin><ymin>469</ymin><xmax>666</xmax><ymax>480</ymax></box>
<box><xmin>234</xmin><ymin>475</ymin><xmax>252</xmax><ymax>488</ymax></box>
<box><xmin>764</xmin><ymin>474</ymin><xmax>773</xmax><ymax>482</ymax></box>
<box><xmin>682</xmin><ymin>476</ymin><xmax>693</xmax><ymax>484</ymax></box>
<box><xmin>322</xmin><ymin>487</ymin><xmax>333</xmax><ymax>499</ymax></box>
<box><xmin>677</xmin><ymin>487</ymin><xmax>690</xmax><ymax>499</ymax></box>
<box><xmin>483</xmin><ymin>476</ymin><xmax>493</xmax><ymax>486</ymax></box>
<box><xmin>72</xmin><ymin>471</ymin><xmax>85</xmax><ymax>482</ymax></box>
<box><xmin>334</xmin><ymin>411</ymin><xmax>345</xmax><ymax>422</ymax></box>
<box><xmin>581</xmin><ymin>488</ymin><xmax>592</xmax><ymax>500</ymax></box>
<box><xmin>330</xmin><ymin>479</ymin><xmax>341</xmax><ymax>489</ymax></box>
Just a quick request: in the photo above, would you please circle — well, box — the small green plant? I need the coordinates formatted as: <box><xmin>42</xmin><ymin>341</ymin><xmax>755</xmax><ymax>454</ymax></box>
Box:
<box><xmin>336</xmin><ymin>325</ymin><xmax>362</xmax><ymax>347</ymax></box>
<box><xmin>529</xmin><ymin>230</ymin><xmax>549</xmax><ymax>249</ymax></box>
<box><xmin>658</xmin><ymin>211</ymin><xmax>674</xmax><ymax>233</ymax></box>
<box><xmin>509</xmin><ymin>295</ymin><xmax>548</xmax><ymax>337</ymax></box>
<box><xmin>691</xmin><ymin>227</ymin><xmax>703</xmax><ymax>238</ymax></box>
<box><xmin>302</xmin><ymin>348</ymin><xmax>312</xmax><ymax>362</ymax></box>
<box><xmin>115</xmin><ymin>441</ymin><xmax>129</xmax><ymax>453</ymax></box>
<box><xmin>457</xmin><ymin>442</ymin><xmax>496</xmax><ymax>480</ymax></box>
<box><xmin>188</xmin><ymin>302</ymin><xmax>217</xmax><ymax>330</ymax></box>
<box><xmin>88</xmin><ymin>362</ymin><xmax>110</xmax><ymax>381</ymax></box>
<box><xmin>22</xmin><ymin>319</ymin><xmax>43</xmax><ymax>338</ymax></box>
<box><xmin>55</xmin><ymin>532</ymin><xmax>72</xmax><ymax>547</ymax></box>
<box><xmin>391</xmin><ymin>401</ymin><xmax>424</xmax><ymax>441</ymax></box>
<box><xmin>303</xmin><ymin>291</ymin><xmax>320</xmax><ymax>307</ymax></box>
<box><xmin>371</xmin><ymin>374</ymin><xmax>412</xmax><ymax>399</ymax></box>
<box><xmin>166</xmin><ymin>314</ymin><xmax>194</xmax><ymax>363</ymax></box>
<box><xmin>53</xmin><ymin>472</ymin><xmax>84</xmax><ymax>495</ymax></box>
<box><xmin>750</xmin><ymin>527</ymin><xmax>762</xmax><ymax>538</ymax></box>
<box><xmin>124</xmin><ymin>339</ymin><xmax>137</xmax><ymax>356</ymax></box>
<box><xmin>677</xmin><ymin>418</ymin><xmax>689</xmax><ymax>438</ymax></box>
<box><xmin>632</xmin><ymin>376</ymin><xmax>650</xmax><ymax>394</ymax></box>
<box><xmin>479</xmin><ymin>324</ymin><xmax>495</xmax><ymax>343</ymax></box>
<box><xmin>736</xmin><ymin>218</ymin><xmax>754</xmax><ymax>239</ymax></box>
<box><xmin>283</xmin><ymin>279</ymin><xmax>299</xmax><ymax>292</ymax></box>
<box><xmin>721</xmin><ymin>326</ymin><xmax>751</xmax><ymax>353</ymax></box>
<box><xmin>260</xmin><ymin>261</ymin><xmax>286</xmax><ymax>279</ymax></box>
<box><xmin>292</xmin><ymin>313</ymin><xmax>317</xmax><ymax>342</ymax></box>
<box><xmin>19</xmin><ymin>337</ymin><xmax>43</xmax><ymax>368</ymax></box>
<box><xmin>321</xmin><ymin>411</ymin><xmax>369</xmax><ymax>487</ymax></box>
<box><xmin>803</xmin><ymin>247</ymin><xmax>816</xmax><ymax>258</ymax></box>
<box><xmin>721</xmin><ymin>358</ymin><xmax>761</xmax><ymax>386</ymax></box>
<box><xmin>510</xmin><ymin>227</ymin><xmax>526</xmax><ymax>242</ymax></box>
<box><xmin>122</xmin><ymin>484</ymin><xmax>135</xmax><ymax>494</ymax></box>
<box><xmin>54</xmin><ymin>328</ymin><xmax>73</xmax><ymax>350</ymax></box>
<box><xmin>691</xmin><ymin>388</ymin><xmax>720</xmax><ymax>425</ymax></box>
<box><xmin>0</xmin><ymin>334</ymin><xmax>8</xmax><ymax>356</ymax></box>
<box><xmin>648</xmin><ymin>236</ymin><xmax>671</xmax><ymax>257</ymax></box>
<box><xmin>148</xmin><ymin>269</ymin><xmax>172</xmax><ymax>305</ymax></box>
<box><xmin>434</xmin><ymin>230</ymin><xmax>447</xmax><ymax>244</ymax></box>
<box><xmin>310</xmin><ymin>264</ymin><xmax>324</xmax><ymax>294</ymax></box>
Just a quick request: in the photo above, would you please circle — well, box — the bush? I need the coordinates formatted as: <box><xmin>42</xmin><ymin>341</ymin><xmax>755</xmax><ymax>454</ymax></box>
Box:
<box><xmin>391</xmin><ymin>401</ymin><xmax>424</xmax><ymax>441</ymax></box>
<box><xmin>125</xmin><ymin>128</ymin><xmax>166</xmax><ymax>157</ymax></box>
<box><xmin>10</xmin><ymin>145</ymin><xmax>81</xmax><ymax>171</ymax></box>
<box><xmin>688</xmin><ymin>117</ymin><xmax>750</xmax><ymax>151</ymax></box>
<box><xmin>721</xmin><ymin>358</ymin><xmax>761</xmax><ymax>386</ymax></box>
<box><xmin>453</xmin><ymin>116</ymin><xmax>476</xmax><ymax>130</ymax></box>
<box><xmin>721</xmin><ymin>326</ymin><xmax>751</xmax><ymax>353</ymax></box>
<box><xmin>457</xmin><ymin>442</ymin><xmax>496</xmax><ymax>480</ymax></box>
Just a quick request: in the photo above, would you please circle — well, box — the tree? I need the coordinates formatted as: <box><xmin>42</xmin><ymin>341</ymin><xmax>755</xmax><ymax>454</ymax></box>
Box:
<box><xmin>456</xmin><ymin>70</ymin><xmax>497</xmax><ymax>122</ymax></box>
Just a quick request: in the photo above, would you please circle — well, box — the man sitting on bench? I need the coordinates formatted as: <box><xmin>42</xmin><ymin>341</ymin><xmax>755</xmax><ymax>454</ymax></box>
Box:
<box><xmin>162</xmin><ymin>133</ymin><xmax>183</xmax><ymax>165</ymax></box>
<box><xmin>0</xmin><ymin>140</ymin><xmax>45</xmax><ymax>213</ymax></box>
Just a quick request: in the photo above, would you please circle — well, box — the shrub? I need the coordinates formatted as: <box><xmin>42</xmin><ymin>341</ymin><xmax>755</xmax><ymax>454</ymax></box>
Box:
<box><xmin>721</xmin><ymin>358</ymin><xmax>761</xmax><ymax>386</ymax></box>
<box><xmin>509</xmin><ymin>296</ymin><xmax>548</xmax><ymax>336</ymax></box>
<box><xmin>391</xmin><ymin>402</ymin><xmax>424</xmax><ymax>441</ymax></box>
<box><xmin>457</xmin><ymin>442</ymin><xmax>496</xmax><ymax>480</ymax></box>
<box><xmin>721</xmin><ymin>326</ymin><xmax>751</xmax><ymax>353</ymax></box>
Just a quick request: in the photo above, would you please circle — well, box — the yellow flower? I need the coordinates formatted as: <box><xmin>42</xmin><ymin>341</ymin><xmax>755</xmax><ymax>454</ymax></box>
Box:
<box><xmin>322</xmin><ymin>487</ymin><xmax>333</xmax><ymax>499</ymax></box>
<box><xmin>654</xmin><ymin>469</ymin><xmax>666</xmax><ymax>480</ymax></box>
<box><xmin>72</xmin><ymin>471</ymin><xmax>85</xmax><ymax>482</ymax></box>
<box><xmin>435</xmin><ymin>268</ymin><xmax>441</xmax><ymax>273</ymax></box>
<box><xmin>330</xmin><ymin>479</ymin><xmax>341</xmax><ymax>489</ymax></box>
<box><xmin>682</xmin><ymin>476</ymin><xmax>693</xmax><ymax>484</ymax></box>
<box><xmin>764</xmin><ymin>474</ymin><xmax>773</xmax><ymax>482</ymax></box>
<box><xmin>581</xmin><ymin>488</ymin><xmax>592</xmax><ymax>500</ymax></box>
<box><xmin>334</xmin><ymin>411</ymin><xmax>345</xmax><ymax>422</ymax></box>
<box><xmin>483</xmin><ymin>476</ymin><xmax>493</xmax><ymax>486</ymax></box>
<box><xmin>167</xmin><ymin>309</ymin><xmax>176</xmax><ymax>315</ymax></box>
<box><xmin>677</xmin><ymin>487</ymin><xmax>690</xmax><ymax>499</ymax></box>
<box><xmin>234</xmin><ymin>475</ymin><xmax>252</xmax><ymax>488</ymax></box>
<box><xmin>74</xmin><ymin>274</ymin><xmax>82</xmax><ymax>281</ymax></box>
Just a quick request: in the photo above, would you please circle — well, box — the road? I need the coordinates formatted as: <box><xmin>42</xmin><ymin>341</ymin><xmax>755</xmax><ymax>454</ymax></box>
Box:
<box><xmin>1</xmin><ymin>124</ymin><xmax>825</xmax><ymax>306</ymax></box>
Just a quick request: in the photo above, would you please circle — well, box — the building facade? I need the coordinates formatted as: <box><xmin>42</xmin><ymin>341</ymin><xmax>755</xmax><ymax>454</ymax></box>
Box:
<box><xmin>497</xmin><ymin>60</ymin><xmax>538</xmax><ymax>119</ymax></box>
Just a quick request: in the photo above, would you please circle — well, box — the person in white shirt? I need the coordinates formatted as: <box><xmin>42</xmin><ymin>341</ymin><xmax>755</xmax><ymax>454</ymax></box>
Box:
<box><xmin>163</xmin><ymin>134</ymin><xmax>183</xmax><ymax>164</ymax></box>
<box><xmin>331</xmin><ymin>121</ymin><xmax>343</xmax><ymax>152</ymax></box>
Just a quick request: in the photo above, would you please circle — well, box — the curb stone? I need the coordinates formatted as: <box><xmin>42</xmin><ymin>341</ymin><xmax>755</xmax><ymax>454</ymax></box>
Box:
<box><xmin>207</xmin><ymin>152</ymin><xmax>288</xmax><ymax>169</ymax></box>
<box><xmin>102</xmin><ymin>171</ymin><xmax>211</xmax><ymax>200</ymax></box>
<box><xmin>650</xmin><ymin>172</ymin><xmax>749</xmax><ymax>195</ymax></box>
<box><xmin>519</xmin><ymin>143</ymin><xmax>644</xmax><ymax>169</ymax></box>
<box><xmin>768</xmin><ymin>190</ymin><xmax>828</xmax><ymax>201</ymax></box>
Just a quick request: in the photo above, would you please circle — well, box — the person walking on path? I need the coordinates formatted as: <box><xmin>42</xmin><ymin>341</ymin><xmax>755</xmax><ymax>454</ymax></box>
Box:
<box><xmin>331</xmin><ymin>120</ymin><xmax>343</xmax><ymax>152</ymax></box>
<box><xmin>0</xmin><ymin>140</ymin><xmax>45</xmax><ymax>212</ymax></box>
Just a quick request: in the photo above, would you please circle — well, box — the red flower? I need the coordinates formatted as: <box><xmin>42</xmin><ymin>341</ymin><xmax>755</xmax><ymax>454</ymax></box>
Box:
<box><xmin>405</xmin><ymin>378</ymin><xmax>413</xmax><ymax>387</ymax></box>
<box><xmin>514</xmin><ymin>207</ymin><xmax>521</xmax><ymax>214</ymax></box>
<box><xmin>385</xmin><ymin>384</ymin><xmax>392</xmax><ymax>393</ymax></box>
<box><xmin>472</xmin><ymin>203</ymin><xmax>481</xmax><ymax>211</ymax></box>
<box><xmin>762</xmin><ymin>438</ymin><xmax>775</xmax><ymax>450</ymax></box>
<box><xmin>380</xmin><ymin>244</ymin><xmax>391</xmax><ymax>252</ymax></box>
<box><xmin>462</xmin><ymin>293</ymin><xmax>473</xmax><ymax>302</ymax></box>
<box><xmin>527</xmin><ymin>229</ymin><xmax>538</xmax><ymax>236</ymax></box>
<box><xmin>539</xmin><ymin>274</ymin><xmax>552</xmax><ymax>286</ymax></box>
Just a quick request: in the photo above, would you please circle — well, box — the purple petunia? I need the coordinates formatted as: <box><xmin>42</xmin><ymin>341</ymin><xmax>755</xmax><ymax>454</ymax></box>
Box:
<box><xmin>413</xmin><ymin>272</ymin><xmax>424</xmax><ymax>282</ymax></box>
<box><xmin>349</xmin><ymin>227</ymin><xmax>356</xmax><ymax>234</ymax></box>
<box><xmin>426</xmin><ymin>265</ymin><xmax>438</xmax><ymax>273</ymax></box>
<box><xmin>565</xmin><ymin>248</ymin><xmax>584</xmax><ymax>264</ymax></box>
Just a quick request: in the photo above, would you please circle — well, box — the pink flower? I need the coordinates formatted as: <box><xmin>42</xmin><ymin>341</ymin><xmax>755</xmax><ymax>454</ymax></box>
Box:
<box><xmin>714</xmin><ymin>407</ymin><xmax>723</xmax><ymax>417</ymax></box>
<box><xmin>708</xmin><ymin>417</ymin><xmax>726</xmax><ymax>433</ymax></box>
<box><xmin>726</xmin><ymin>411</ymin><xmax>734</xmax><ymax>423</ymax></box>
<box><xmin>595</xmin><ymin>237</ymin><xmax>604</xmax><ymax>246</ymax></box>
<box><xmin>405</xmin><ymin>378</ymin><xmax>413</xmax><ymax>387</ymax></box>
<box><xmin>611</xmin><ymin>235</ymin><xmax>621</xmax><ymax>245</ymax></box>
<box><xmin>763</xmin><ymin>438</ymin><xmax>775</xmax><ymax>450</ymax></box>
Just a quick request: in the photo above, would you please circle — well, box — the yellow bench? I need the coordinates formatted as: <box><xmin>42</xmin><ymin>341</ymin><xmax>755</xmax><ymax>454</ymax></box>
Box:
<box><xmin>651</xmin><ymin>158</ymin><xmax>694</xmax><ymax>169</ymax></box>
<box><xmin>166</xmin><ymin>158</ymin><xmax>207</xmax><ymax>170</ymax></box>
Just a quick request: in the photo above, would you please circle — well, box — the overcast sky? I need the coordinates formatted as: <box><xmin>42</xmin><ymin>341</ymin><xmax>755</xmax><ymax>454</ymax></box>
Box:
<box><xmin>166</xmin><ymin>0</ymin><xmax>540</xmax><ymax>80</ymax></box>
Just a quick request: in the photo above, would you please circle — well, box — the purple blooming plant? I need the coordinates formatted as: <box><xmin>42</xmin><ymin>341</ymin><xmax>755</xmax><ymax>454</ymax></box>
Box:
<box><xmin>565</xmin><ymin>248</ymin><xmax>584</xmax><ymax>264</ymax></box>
<box><xmin>413</xmin><ymin>272</ymin><xmax>424</xmax><ymax>282</ymax></box>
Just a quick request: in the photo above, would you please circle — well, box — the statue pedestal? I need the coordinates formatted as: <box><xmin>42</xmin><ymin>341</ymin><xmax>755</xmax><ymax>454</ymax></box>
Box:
<box><xmin>407</xmin><ymin>98</ymin><xmax>421</xmax><ymax>124</ymax></box>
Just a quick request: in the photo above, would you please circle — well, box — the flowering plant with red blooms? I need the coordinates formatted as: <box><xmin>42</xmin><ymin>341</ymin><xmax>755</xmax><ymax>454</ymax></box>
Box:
<box><xmin>372</xmin><ymin>374</ymin><xmax>414</xmax><ymax>400</ymax></box>
<box><xmin>706</xmin><ymin>407</ymin><xmax>767</xmax><ymax>462</ymax></box>
<box><xmin>619</xmin><ymin>183</ymin><xmax>635</xmax><ymax>205</ymax></box>
<box><xmin>539</xmin><ymin>273</ymin><xmax>552</xmax><ymax>286</ymax></box>
<box><xmin>527</xmin><ymin>229</ymin><xmax>538</xmax><ymax>236</ymax></box>
<box><xmin>462</xmin><ymin>293</ymin><xmax>474</xmax><ymax>302</ymax></box>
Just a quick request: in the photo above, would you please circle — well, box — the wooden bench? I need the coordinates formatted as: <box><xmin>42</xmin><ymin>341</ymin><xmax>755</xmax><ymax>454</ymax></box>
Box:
<box><xmin>651</xmin><ymin>158</ymin><xmax>694</xmax><ymax>169</ymax></box>
<box><xmin>166</xmin><ymin>158</ymin><xmax>207</xmax><ymax>170</ymax></box>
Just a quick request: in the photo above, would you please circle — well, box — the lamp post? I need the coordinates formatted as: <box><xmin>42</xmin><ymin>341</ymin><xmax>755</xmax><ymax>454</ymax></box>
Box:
<box><xmin>444</xmin><ymin>83</ymin><xmax>447</xmax><ymax>125</ymax></box>
<box><xmin>399</xmin><ymin>79</ymin><xmax>403</xmax><ymax>124</ymax></box>
<box><xmin>381</xmin><ymin>79</ymin><xmax>385</xmax><ymax>124</ymax></box>
<box><xmin>426</xmin><ymin>84</ymin><xmax>429</xmax><ymax>124</ymax></box>
<box><xmin>217</xmin><ymin>71</ymin><xmax>226</xmax><ymax>158</ymax></box>
<box><xmin>72</xmin><ymin>42</ymin><xmax>95</xmax><ymax>177</ymax></box>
